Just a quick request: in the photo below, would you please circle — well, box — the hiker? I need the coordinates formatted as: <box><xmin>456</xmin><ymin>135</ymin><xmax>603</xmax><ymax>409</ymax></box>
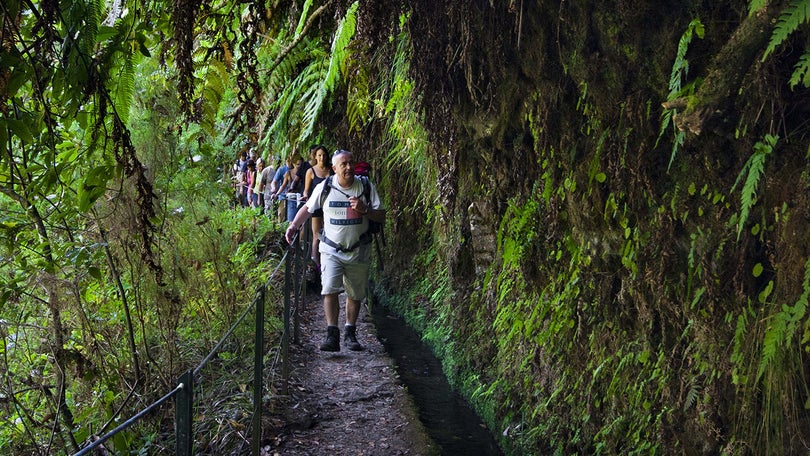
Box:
<box><xmin>285</xmin><ymin>149</ymin><xmax>385</xmax><ymax>352</ymax></box>
<box><xmin>234</xmin><ymin>151</ymin><xmax>248</xmax><ymax>207</ymax></box>
<box><xmin>272</xmin><ymin>155</ymin><xmax>303</xmax><ymax>222</ymax></box>
<box><xmin>251</xmin><ymin>158</ymin><xmax>264</xmax><ymax>210</ymax></box>
<box><xmin>245</xmin><ymin>159</ymin><xmax>257</xmax><ymax>209</ymax></box>
<box><xmin>293</xmin><ymin>144</ymin><xmax>317</xmax><ymax>195</ymax></box>
<box><xmin>302</xmin><ymin>145</ymin><xmax>333</xmax><ymax>268</ymax></box>
<box><xmin>270</xmin><ymin>156</ymin><xmax>290</xmax><ymax>222</ymax></box>
<box><xmin>259</xmin><ymin>156</ymin><xmax>276</xmax><ymax>216</ymax></box>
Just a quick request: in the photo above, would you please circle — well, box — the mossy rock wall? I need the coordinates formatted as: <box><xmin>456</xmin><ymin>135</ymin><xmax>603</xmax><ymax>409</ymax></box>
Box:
<box><xmin>347</xmin><ymin>1</ymin><xmax>810</xmax><ymax>454</ymax></box>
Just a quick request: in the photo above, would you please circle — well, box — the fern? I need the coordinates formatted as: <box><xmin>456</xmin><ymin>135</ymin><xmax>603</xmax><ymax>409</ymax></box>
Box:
<box><xmin>732</xmin><ymin>134</ymin><xmax>777</xmax><ymax>240</ymax></box>
<box><xmin>669</xmin><ymin>19</ymin><xmax>704</xmax><ymax>95</ymax></box>
<box><xmin>379</xmin><ymin>13</ymin><xmax>435</xmax><ymax>209</ymax></box>
<box><xmin>757</xmin><ymin>257</ymin><xmax>810</xmax><ymax>382</ymax></box>
<box><xmin>748</xmin><ymin>0</ymin><xmax>769</xmax><ymax>14</ymax></box>
<box><xmin>200</xmin><ymin>59</ymin><xmax>228</xmax><ymax>135</ymax></box>
<box><xmin>763</xmin><ymin>0</ymin><xmax>810</xmax><ymax>59</ymax></box>
<box><xmin>789</xmin><ymin>256</ymin><xmax>810</xmax><ymax>346</ymax></box>
<box><xmin>295</xmin><ymin>0</ymin><xmax>315</xmax><ymax>38</ymax></box>
<box><xmin>114</xmin><ymin>54</ymin><xmax>136</xmax><ymax>125</ymax></box>
<box><xmin>346</xmin><ymin>63</ymin><xmax>370</xmax><ymax>133</ymax></box>
<box><xmin>657</xmin><ymin>18</ymin><xmax>703</xmax><ymax>170</ymax></box>
<box><xmin>326</xmin><ymin>1</ymin><xmax>358</xmax><ymax>91</ymax></box>
<box><xmin>299</xmin><ymin>1</ymin><xmax>358</xmax><ymax>140</ymax></box>
<box><xmin>789</xmin><ymin>51</ymin><xmax>810</xmax><ymax>89</ymax></box>
<box><xmin>261</xmin><ymin>3</ymin><xmax>359</xmax><ymax>152</ymax></box>
<box><xmin>731</xmin><ymin>308</ymin><xmax>751</xmax><ymax>386</ymax></box>
<box><xmin>299</xmin><ymin>59</ymin><xmax>331</xmax><ymax>140</ymax></box>
<box><xmin>683</xmin><ymin>377</ymin><xmax>700</xmax><ymax>411</ymax></box>
<box><xmin>757</xmin><ymin>304</ymin><xmax>785</xmax><ymax>383</ymax></box>
<box><xmin>762</xmin><ymin>0</ymin><xmax>810</xmax><ymax>89</ymax></box>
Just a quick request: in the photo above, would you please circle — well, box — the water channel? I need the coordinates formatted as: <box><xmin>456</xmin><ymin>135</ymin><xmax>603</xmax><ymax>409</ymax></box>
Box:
<box><xmin>371</xmin><ymin>302</ymin><xmax>503</xmax><ymax>456</ymax></box>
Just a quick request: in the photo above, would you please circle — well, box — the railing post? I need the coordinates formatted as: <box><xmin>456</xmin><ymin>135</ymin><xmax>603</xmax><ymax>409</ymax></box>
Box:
<box><xmin>292</xmin><ymin>231</ymin><xmax>302</xmax><ymax>344</ymax></box>
<box><xmin>282</xmin><ymin>241</ymin><xmax>292</xmax><ymax>395</ymax></box>
<box><xmin>175</xmin><ymin>370</ymin><xmax>193</xmax><ymax>456</ymax></box>
<box><xmin>252</xmin><ymin>286</ymin><xmax>265</xmax><ymax>456</ymax></box>
<box><xmin>295</xmin><ymin>224</ymin><xmax>311</xmax><ymax>344</ymax></box>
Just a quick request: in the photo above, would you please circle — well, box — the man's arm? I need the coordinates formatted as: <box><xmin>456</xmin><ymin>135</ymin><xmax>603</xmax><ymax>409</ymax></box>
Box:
<box><xmin>350</xmin><ymin>197</ymin><xmax>386</xmax><ymax>223</ymax></box>
<box><xmin>285</xmin><ymin>205</ymin><xmax>313</xmax><ymax>244</ymax></box>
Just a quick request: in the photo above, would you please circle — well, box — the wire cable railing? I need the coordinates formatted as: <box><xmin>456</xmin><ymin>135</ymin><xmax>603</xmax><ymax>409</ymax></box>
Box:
<box><xmin>73</xmin><ymin>223</ymin><xmax>313</xmax><ymax>456</ymax></box>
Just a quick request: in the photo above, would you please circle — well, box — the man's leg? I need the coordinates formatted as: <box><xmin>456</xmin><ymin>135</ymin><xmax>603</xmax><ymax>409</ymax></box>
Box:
<box><xmin>345</xmin><ymin>297</ymin><xmax>360</xmax><ymax>326</ymax></box>
<box><xmin>323</xmin><ymin>293</ymin><xmax>340</xmax><ymax>326</ymax></box>
<box><xmin>341</xmin><ymin>252</ymin><xmax>370</xmax><ymax>351</ymax></box>
<box><xmin>319</xmin><ymin>293</ymin><xmax>341</xmax><ymax>352</ymax></box>
<box><xmin>343</xmin><ymin>297</ymin><xmax>363</xmax><ymax>351</ymax></box>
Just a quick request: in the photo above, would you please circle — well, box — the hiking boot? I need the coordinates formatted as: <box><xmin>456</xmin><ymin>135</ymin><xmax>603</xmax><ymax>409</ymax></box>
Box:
<box><xmin>343</xmin><ymin>325</ymin><xmax>364</xmax><ymax>351</ymax></box>
<box><xmin>319</xmin><ymin>326</ymin><xmax>340</xmax><ymax>352</ymax></box>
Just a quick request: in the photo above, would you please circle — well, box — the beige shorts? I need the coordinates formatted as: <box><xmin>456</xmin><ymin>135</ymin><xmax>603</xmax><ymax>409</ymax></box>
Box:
<box><xmin>320</xmin><ymin>245</ymin><xmax>370</xmax><ymax>300</ymax></box>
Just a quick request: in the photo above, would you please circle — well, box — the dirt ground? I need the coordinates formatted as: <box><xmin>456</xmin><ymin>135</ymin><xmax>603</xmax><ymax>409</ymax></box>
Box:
<box><xmin>261</xmin><ymin>291</ymin><xmax>439</xmax><ymax>456</ymax></box>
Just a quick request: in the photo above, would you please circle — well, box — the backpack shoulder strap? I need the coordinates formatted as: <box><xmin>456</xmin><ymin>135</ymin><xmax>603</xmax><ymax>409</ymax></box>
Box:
<box><xmin>359</xmin><ymin>175</ymin><xmax>370</xmax><ymax>202</ymax></box>
<box><xmin>319</xmin><ymin>175</ymin><xmax>333</xmax><ymax>208</ymax></box>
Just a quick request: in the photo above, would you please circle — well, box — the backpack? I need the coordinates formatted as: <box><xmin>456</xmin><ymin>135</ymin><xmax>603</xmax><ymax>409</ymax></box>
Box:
<box><xmin>319</xmin><ymin>175</ymin><xmax>383</xmax><ymax>236</ymax></box>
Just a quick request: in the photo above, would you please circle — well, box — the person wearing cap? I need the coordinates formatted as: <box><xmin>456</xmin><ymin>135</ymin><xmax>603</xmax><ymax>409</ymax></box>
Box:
<box><xmin>285</xmin><ymin>149</ymin><xmax>385</xmax><ymax>352</ymax></box>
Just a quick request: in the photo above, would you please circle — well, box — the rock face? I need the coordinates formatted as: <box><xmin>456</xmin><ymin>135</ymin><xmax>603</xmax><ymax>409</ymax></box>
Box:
<box><xmin>339</xmin><ymin>1</ymin><xmax>810</xmax><ymax>454</ymax></box>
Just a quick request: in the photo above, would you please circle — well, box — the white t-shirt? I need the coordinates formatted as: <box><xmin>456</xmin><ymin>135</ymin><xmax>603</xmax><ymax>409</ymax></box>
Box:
<box><xmin>306</xmin><ymin>176</ymin><xmax>383</xmax><ymax>252</ymax></box>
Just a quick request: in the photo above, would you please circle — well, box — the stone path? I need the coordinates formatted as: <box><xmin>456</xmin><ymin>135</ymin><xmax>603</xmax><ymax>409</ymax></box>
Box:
<box><xmin>262</xmin><ymin>291</ymin><xmax>438</xmax><ymax>456</ymax></box>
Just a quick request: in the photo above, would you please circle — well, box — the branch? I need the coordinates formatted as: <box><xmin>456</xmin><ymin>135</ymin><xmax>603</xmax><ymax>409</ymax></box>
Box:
<box><xmin>265</xmin><ymin>0</ymin><xmax>336</xmax><ymax>76</ymax></box>
<box><xmin>669</xmin><ymin>3</ymin><xmax>781</xmax><ymax>135</ymax></box>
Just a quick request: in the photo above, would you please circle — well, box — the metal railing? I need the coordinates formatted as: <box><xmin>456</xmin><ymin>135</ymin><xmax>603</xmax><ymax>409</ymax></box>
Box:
<box><xmin>73</xmin><ymin>223</ymin><xmax>313</xmax><ymax>456</ymax></box>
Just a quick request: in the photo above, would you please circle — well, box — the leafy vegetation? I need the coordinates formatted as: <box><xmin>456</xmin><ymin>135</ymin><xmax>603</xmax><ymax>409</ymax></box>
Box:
<box><xmin>3</xmin><ymin>0</ymin><xmax>810</xmax><ymax>455</ymax></box>
<box><xmin>761</xmin><ymin>0</ymin><xmax>810</xmax><ymax>89</ymax></box>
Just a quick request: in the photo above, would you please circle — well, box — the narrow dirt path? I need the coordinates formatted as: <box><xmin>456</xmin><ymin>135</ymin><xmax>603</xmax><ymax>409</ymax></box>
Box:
<box><xmin>262</xmin><ymin>291</ymin><xmax>438</xmax><ymax>455</ymax></box>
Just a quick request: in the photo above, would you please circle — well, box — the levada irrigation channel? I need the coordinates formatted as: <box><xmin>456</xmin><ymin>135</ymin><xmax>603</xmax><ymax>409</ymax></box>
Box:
<box><xmin>371</xmin><ymin>302</ymin><xmax>503</xmax><ymax>456</ymax></box>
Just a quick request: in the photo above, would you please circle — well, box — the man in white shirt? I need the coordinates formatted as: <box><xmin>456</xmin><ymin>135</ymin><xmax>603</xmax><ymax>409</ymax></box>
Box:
<box><xmin>285</xmin><ymin>150</ymin><xmax>385</xmax><ymax>351</ymax></box>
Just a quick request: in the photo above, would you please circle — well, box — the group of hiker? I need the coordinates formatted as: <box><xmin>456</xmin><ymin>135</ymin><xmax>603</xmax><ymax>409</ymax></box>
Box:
<box><xmin>231</xmin><ymin>145</ymin><xmax>386</xmax><ymax>353</ymax></box>
<box><xmin>231</xmin><ymin>148</ymin><xmax>298</xmax><ymax>222</ymax></box>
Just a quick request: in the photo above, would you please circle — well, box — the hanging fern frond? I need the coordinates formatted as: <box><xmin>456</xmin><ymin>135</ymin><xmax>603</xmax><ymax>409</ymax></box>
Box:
<box><xmin>113</xmin><ymin>54</ymin><xmax>136</xmax><ymax>125</ymax></box>
<box><xmin>79</xmin><ymin>0</ymin><xmax>103</xmax><ymax>57</ymax></box>
<box><xmin>789</xmin><ymin>50</ymin><xmax>810</xmax><ymax>89</ymax></box>
<box><xmin>657</xmin><ymin>18</ymin><xmax>703</xmax><ymax>170</ymax></box>
<box><xmin>257</xmin><ymin>40</ymin><xmax>316</xmax><ymax>153</ymax></box>
<box><xmin>326</xmin><ymin>2</ymin><xmax>358</xmax><ymax>92</ymax></box>
<box><xmin>379</xmin><ymin>15</ymin><xmax>435</xmax><ymax>210</ymax></box>
<box><xmin>346</xmin><ymin>63</ymin><xmax>371</xmax><ymax>133</ymax></box>
<box><xmin>789</xmin><ymin>256</ymin><xmax>810</xmax><ymax>346</ymax></box>
<box><xmin>200</xmin><ymin>59</ymin><xmax>229</xmax><ymax>135</ymax></box>
<box><xmin>763</xmin><ymin>0</ymin><xmax>810</xmax><ymax>59</ymax></box>
<box><xmin>732</xmin><ymin>134</ymin><xmax>777</xmax><ymax>240</ymax></box>
<box><xmin>757</xmin><ymin>256</ymin><xmax>810</xmax><ymax>382</ymax></box>
<box><xmin>748</xmin><ymin>0</ymin><xmax>769</xmax><ymax>15</ymax></box>
<box><xmin>299</xmin><ymin>1</ymin><xmax>358</xmax><ymax>141</ymax></box>
<box><xmin>299</xmin><ymin>59</ymin><xmax>330</xmax><ymax>140</ymax></box>
<box><xmin>757</xmin><ymin>300</ymin><xmax>784</xmax><ymax>383</ymax></box>
<box><xmin>295</xmin><ymin>0</ymin><xmax>315</xmax><ymax>38</ymax></box>
<box><xmin>257</xmin><ymin>1</ymin><xmax>357</xmax><ymax>155</ymax></box>
<box><xmin>267</xmin><ymin>72</ymin><xmax>307</xmax><ymax>144</ymax></box>
<box><xmin>264</xmin><ymin>43</ymin><xmax>313</xmax><ymax>100</ymax></box>
<box><xmin>761</xmin><ymin>0</ymin><xmax>810</xmax><ymax>88</ymax></box>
